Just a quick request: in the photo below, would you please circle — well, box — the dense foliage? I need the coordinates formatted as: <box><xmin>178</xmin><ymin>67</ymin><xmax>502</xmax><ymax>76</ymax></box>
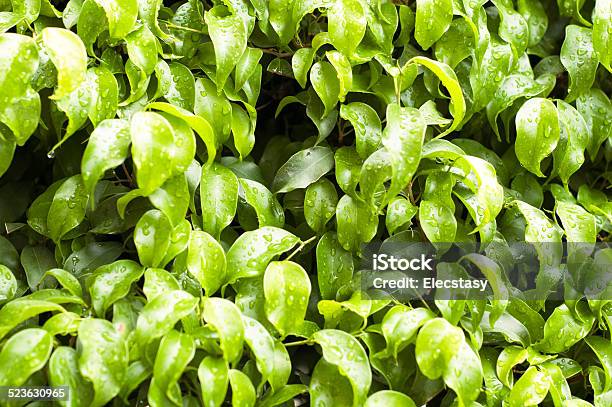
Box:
<box><xmin>0</xmin><ymin>0</ymin><xmax>611</xmax><ymax>406</ymax></box>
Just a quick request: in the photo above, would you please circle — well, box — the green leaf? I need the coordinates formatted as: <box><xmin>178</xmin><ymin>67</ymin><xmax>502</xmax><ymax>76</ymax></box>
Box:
<box><xmin>560</xmin><ymin>25</ymin><xmax>599</xmax><ymax>102</ymax></box>
<box><xmin>205</xmin><ymin>6</ymin><xmax>248</xmax><ymax>91</ymax></box>
<box><xmin>364</xmin><ymin>390</ymin><xmax>417</xmax><ymax>407</ymax></box>
<box><xmin>48</xmin><ymin>175</ymin><xmax>88</xmax><ymax>242</ymax></box>
<box><xmin>200</xmin><ymin>163</ymin><xmax>239</xmax><ymax>239</ymax></box>
<box><xmin>82</xmin><ymin>119</ymin><xmax>131</xmax><ymax>197</ymax></box>
<box><xmin>304</xmin><ymin>178</ymin><xmax>338</xmax><ymax>234</ymax></box>
<box><xmin>149</xmin><ymin>174</ymin><xmax>190</xmax><ymax>227</ymax></box>
<box><xmin>292</xmin><ymin>48</ymin><xmax>316</xmax><ymax>88</ymax></box>
<box><xmin>515</xmin><ymin>98</ymin><xmax>560</xmax><ymax>177</ymax></box>
<box><xmin>64</xmin><ymin>241</ymin><xmax>123</xmax><ymax>278</ymax></box>
<box><xmin>263</xmin><ymin>261</ymin><xmax>311</xmax><ymax>338</ymax></box>
<box><xmin>585</xmin><ymin>336</ymin><xmax>612</xmax><ymax>392</ymax></box>
<box><xmin>336</xmin><ymin>194</ymin><xmax>378</xmax><ymax>253</ymax></box>
<box><xmin>241</xmin><ymin>178</ymin><xmax>285</xmax><ymax>227</ymax></box>
<box><xmin>510</xmin><ymin>173</ymin><xmax>544</xmax><ymax>208</ymax></box>
<box><xmin>486</xmin><ymin>73</ymin><xmax>554</xmax><ymax>141</ymax></box>
<box><xmin>0</xmin><ymin>12</ymin><xmax>22</xmax><ymax>33</ymax></box>
<box><xmin>0</xmin><ymin>133</ymin><xmax>15</xmax><ymax>178</ymax></box>
<box><xmin>316</xmin><ymin>232</ymin><xmax>353</xmax><ymax>300</ymax></box>
<box><xmin>328</xmin><ymin>0</ymin><xmax>366</xmax><ymax>56</ymax></box>
<box><xmin>576</xmin><ymin>89</ymin><xmax>612</xmax><ymax>160</ymax></box>
<box><xmin>40</xmin><ymin>27</ymin><xmax>88</xmax><ymax>99</ymax></box>
<box><xmin>496</xmin><ymin>346</ymin><xmax>528</xmax><ymax>388</ymax></box>
<box><xmin>454</xmin><ymin>155</ymin><xmax>505</xmax><ymax>224</ymax></box>
<box><xmin>334</xmin><ymin>147</ymin><xmax>363</xmax><ymax>197</ymax></box>
<box><xmin>57</xmin><ymin>65</ymin><xmax>118</xmax><ymax>143</ymax></box>
<box><xmin>93</xmin><ymin>0</ymin><xmax>137</xmax><ymax>40</ymax></box>
<box><xmin>310</xmin><ymin>61</ymin><xmax>340</xmax><ymax>118</ymax></box>
<box><xmin>382</xmin><ymin>306</ymin><xmax>435</xmax><ymax>359</ymax></box>
<box><xmin>358</xmin><ymin>149</ymin><xmax>392</xmax><ymax>208</ymax></box>
<box><xmin>269</xmin><ymin>58</ymin><xmax>294</xmax><ymax>80</ymax></box>
<box><xmin>552</xmin><ymin>100</ymin><xmax>589</xmax><ymax>185</ymax></box>
<box><xmin>0</xmin><ymin>33</ymin><xmax>40</xmax><ymax>145</ymax></box>
<box><xmin>130</xmin><ymin>112</ymin><xmax>176</xmax><ymax>195</ymax></box>
<box><xmin>77</xmin><ymin>319</ymin><xmax>128</xmax><ymax>406</ymax></box>
<box><xmin>386</xmin><ymin>197</ymin><xmax>417</xmax><ymax>235</ymax></box>
<box><xmin>310</xmin><ymin>358</ymin><xmax>354</xmax><ymax>407</ymax></box>
<box><xmin>20</xmin><ymin>245</ymin><xmax>56</xmax><ymax>290</ymax></box>
<box><xmin>232</xmin><ymin>103</ymin><xmax>255</xmax><ymax>160</ymax></box>
<box><xmin>10</xmin><ymin>0</ymin><xmax>40</xmax><ymax>25</ymax></box>
<box><xmin>415</xmin><ymin>0</ymin><xmax>453</xmax><ymax>50</ymax></box>
<box><xmin>258</xmin><ymin>384</ymin><xmax>308</xmax><ymax>407</ymax></box>
<box><xmin>49</xmin><ymin>347</ymin><xmax>94</xmax><ymax>407</ymax></box>
<box><xmin>312</xmin><ymin>329</ymin><xmax>372</xmax><ymax>406</ymax></box>
<box><xmin>235</xmin><ymin>47</ymin><xmax>263</xmax><ymax>92</ymax></box>
<box><xmin>198</xmin><ymin>356</ymin><xmax>229</xmax><ymax>407</ymax></box>
<box><xmin>434</xmin><ymin>18</ymin><xmax>474</xmax><ymax>69</ymax></box>
<box><xmin>273</xmin><ymin>146</ymin><xmax>335</xmax><ymax>194</ymax></box>
<box><xmin>407</xmin><ymin>56</ymin><xmax>465</xmax><ymax>136</ymax></box>
<box><xmin>242</xmin><ymin>316</ymin><xmax>290</xmax><ymax>392</ymax></box>
<box><xmin>0</xmin><ymin>328</ymin><xmax>53</xmax><ymax>386</ymax></box>
<box><xmin>517</xmin><ymin>0</ymin><xmax>548</xmax><ymax>48</ymax></box>
<box><xmin>0</xmin><ymin>265</ymin><xmax>16</xmax><ymax>302</ymax></box>
<box><xmin>419</xmin><ymin>200</ymin><xmax>457</xmax><ymax>244</ymax></box>
<box><xmin>143</xmin><ymin>268</ymin><xmax>180</xmax><ymax>301</ymax></box>
<box><xmin>228</xmin><ymin>369</ymin><xmax>256</xmax><ymax>407</ymax></box>
<box><xmin>556</xmin><ymin>0</ymin><xmax>590</xmax><ymax>26</ymax></box>
<box><xmin>340</xmin><ymin>102</ymin><xmax>382</xmax><ymax>158</ymax></box>
<box><xmin>151</xmin><ymin>330</ymin><xmax>195</xmax><ymax>406</ymax></box>
<box><xmin>202</xmin><ymin>297</ymin><xmax>244</xmax><ymax>364</ymax></box>
<box><xmin>53</xmin><ymin>69</ymin><xmax>91</xmax><ymax>141</ymax></box>
<box><xmin>269</xmin><ymin>0</ymin><xmax>296</xmax><ymax>45</ymax></box>
<box><xmin>542</xmin><ymin>362</ymin><xmax>572</xmax><ymax>406</ymax></box>
<box><xmin>77</xmin><ymin>0</ymin><xmax>107</xmax><ymax>55</ymax></box>
<box><xmin>89</xmin><ymin>260</ymin><xmax>144</xmax><ymax>317</ymax></box>
<box><xmin>135</xmin><ymin>290</ymin><xmax>198</xmax><ymax>346</ymax></box>
<box><xmin>535</xmin><ymin>304</ymin><xmax>594</xmax><ymax>353</ymax></box>
<box><xmin>138</xmin><ymin>0</ymin><xmax>169</xmax><ymax>40</ymax></box>
<box><xmin>507</xmin><ymin>366</ymin><xmax>550</xmax><ymax>406</ymax></box>
<box><xmin>416</xmin><ymin>318</ymin><xmax>483</xmax><ymax>404</ymax></box>
<box><xmin>494</xmin><ymin>0</ymin><xmax>529</xmax><ymax>56</ymax></box>
<box><xmin>155</xmin><ymin>61</ymin><xmax>196</xmax><ymax>111</ymax></box>
<box><xmin>556</xmin><ymin>202</ymin><xmax>597</xmax><ymax>243</ymax></box>
<box><xmin>187</xmin><ymin>230</ymin><xmax>227</xmax><ymax>295</ymax></box>
<box><xmin>593</xmin><ymin>0</ymin><xmax>612</xmax><ymax>71</ymax></box>
<box><xmin>134</xmin><ymin>209</ymin><xmax>172</xmax><ymax>268</ymax></box>
<box><xmin>0</xmin><ymin>300</ymin><xmax>65</xmax><ymax>341</ymax></box>
<box><xmin>27</xmin><ymin>182</ymin><xmax>60</xmax><ymax>237</ymax></box>
<box><xmin>125</xmin><ymin>23</ymin><xmax>158</xmax><ymax>77</ymax></box>
<box><xmin>194</xmin><ymin>77</ymin><xmax>232</xmax><ymax>147</ymax></box>
<box><xmin>382</xmin><ymin>103</ymin><xmax>426</xmax><ymax>200</ymax></box>
<box><xmin>326</xmin><ymin>51</ymin><xmax>352</xmax><ymax>103</ymax></box>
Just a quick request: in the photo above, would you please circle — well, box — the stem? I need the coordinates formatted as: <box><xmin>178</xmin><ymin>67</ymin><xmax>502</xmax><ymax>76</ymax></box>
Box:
<box><xmin>284</xmin><ymin>339</ymin><xmax>313</xmax><ymax>347</ymax></box>
<box><xmin>122</xmin><ymin>163</ymin><xmax>134</xmax><ymax>186</ymax></box>
<box><xmin>161</xmin><ymin>21</ymin><xmax>205</xmax><ymax>34</ymax></box>
<box><xmin>286</xmin><ymin>235</ymin><xmax>317</xmax><ymax>261</ymax></box>
<box><xmin>338</xmin><ymin>120</ymin><xmax>345</xmax><ymax>145</ymax></box>
<box><xmin>256</xmin><ymin>100</ymin><xmax>274</xmax><ymax>112</ymax></box>
<box><xmin>261</xmin><ymin>48</ymin><xmax>293</xmax><ymax>58</ymax></box>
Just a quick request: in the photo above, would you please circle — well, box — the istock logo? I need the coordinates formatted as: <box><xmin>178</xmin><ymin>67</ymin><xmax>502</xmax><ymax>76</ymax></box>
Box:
<box><xmin>372</xmin><ymin>253</ymin><xmax>434</xmax><ymax>271</ymax></box>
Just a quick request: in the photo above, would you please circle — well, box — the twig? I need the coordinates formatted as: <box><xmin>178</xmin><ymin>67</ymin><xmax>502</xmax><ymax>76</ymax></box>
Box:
<box><xmin>284</xmin><ymin>339</ymin><xmax>313</xmax><ymax>347</ymax></box>
<box><xmin>286</xmin><ymin>235</ymin><xmax>317</xmax><ymax>261</ymax></box>
<box><xmin>261</xmin><ymin>48</ymin><xmax>293</xmax><ymax>58</ymax></box>
<box><xmin>161</xmin><ymin>21</ymin><xmax>205</xmax><ymax>34</ymax></box>
<box><xmin>122</xmin><ymin>163</ymin><xmax>134</xmax><ymax>186</ymax></box>
<box><xmin>256</xmin><ymin>100</ymin><xmax>274</xmax><ymax>111</ymax></box>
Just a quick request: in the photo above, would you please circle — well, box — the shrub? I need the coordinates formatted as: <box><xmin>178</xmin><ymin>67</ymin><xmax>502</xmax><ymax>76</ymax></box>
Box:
<box><xmin>0</xmin><ymin>0</ymin><xmax>611</xmax><ymax>406</ymax></box>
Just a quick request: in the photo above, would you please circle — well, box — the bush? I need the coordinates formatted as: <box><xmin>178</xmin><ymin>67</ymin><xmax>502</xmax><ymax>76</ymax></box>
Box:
<box><xmin>0</xmin><ymin>0</ymin><xmax>611</xmax><ymax>406</ymax></box>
